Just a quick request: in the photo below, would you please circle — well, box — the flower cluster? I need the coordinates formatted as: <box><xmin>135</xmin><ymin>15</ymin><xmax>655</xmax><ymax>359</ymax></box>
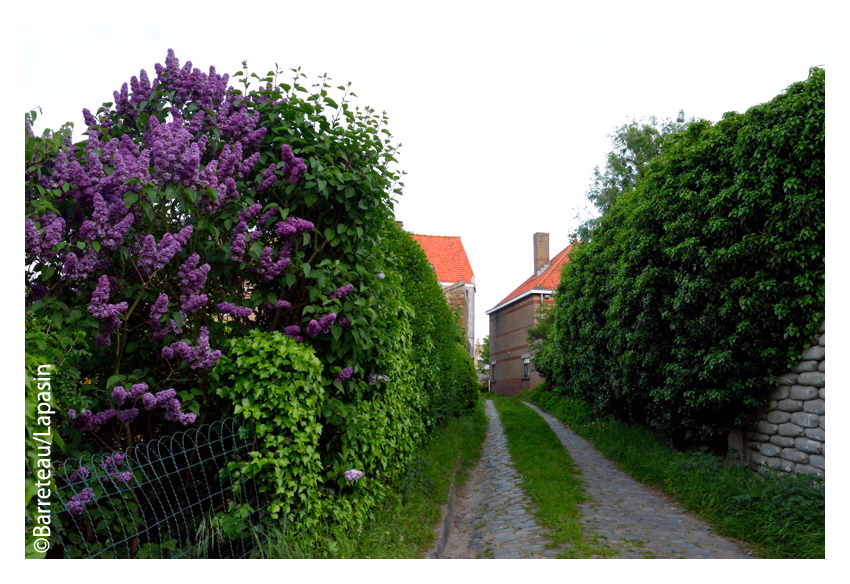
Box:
<box><xmin>87</xmin><ymin>275</ymin><xmax>129</xmax><ymax>347</ymax></box>
<box><xmin>65</xmin><ymin>487</ymin><xmax>95</xmax><ymax>516</ymax></box>
<box><xmin>25</xmin><ymin>213</ymin><xmax>66</xmax><ymax>260</ymax></box>
<box><xmin>161</xmin><ymin>326</ymin><xmax>221</xmax><ymax>370</ymax></box>
<box><xmin>73</xmin><ymin>409</ymin><xmax>116</xmax><ymax>433</ymax></box>
<box><xmin>367</xmin><ymin>374</ymin><xmax>389</xmax><ymax>386</ymax></box>
<box><xmin>99</xmin><ymin>452</ymin><xmax>133</xmax><ymax>485</ymax></box>
<box><xmin>141</xmin><ymin>387</ymin><xmax>197</xmax><ymax>425</ymax></box>
<box><xmin>138</xmin><ymin>226</ymin><xmax>193</xmax><ymax>274</ymax></box>
<box><xmin>334</xmin><ymin>367</ymin><xmax>353</xmax><ymax>383</ymax></box>
<box><xmin>217</xmin><ymin>302</ymin><xmax>254</xmax><ymax>319</ymax></box>
<box><xmin>344</xmin><ymin>469</ymin><xmax>364</xmax><ymax>482</ymax></box>
<box><xmin>176</xmin><ymin>254</ymin><xmax>210</xmax><ymax>315</ymax></box>
<box><xmin>335</xmin><ymin>284</ymin><xmax>354</xmax><ymax>298</ymax></box>
<box><xmin>280</xmin><ymin>144</ymin><xmax>308</xmax><ymax>183</ymax></box>
<box><xmin>68</xmin><ymin>466</ymin><xmax>90</xmax><ymax>484</ymax></box>
<box><xmin>306</xmin><ymin>313</ymin><xmax>336</xmax><ymax>337</ymax></box>
<box><xmin>283</xmin><ymin>325</ymin><xmax>303</xmax><ymax>342</ymax></box>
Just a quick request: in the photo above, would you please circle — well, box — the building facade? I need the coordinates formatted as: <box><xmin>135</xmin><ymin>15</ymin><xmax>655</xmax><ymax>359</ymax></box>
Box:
<box><xmin>485</xmin><ymin>232</ymin><xmax>576</xmax><ymax>396</ymax></box>
<box><xmin>411</xmin><ymin>234</ymin><xmax>476</xmax><ymax>358</ymax></box>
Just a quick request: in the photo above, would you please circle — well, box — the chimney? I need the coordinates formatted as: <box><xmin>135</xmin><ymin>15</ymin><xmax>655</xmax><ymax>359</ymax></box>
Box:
<box><xmin>533</xmin><ymin>232</ymin><xmax>549</xmax><ymax>274</ymax></box>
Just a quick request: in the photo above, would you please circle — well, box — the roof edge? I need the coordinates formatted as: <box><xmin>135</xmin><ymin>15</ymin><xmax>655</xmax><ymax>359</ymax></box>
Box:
<box><xmin>485</xmin><ymin>288</ymin><xmax>555</xmax><ymax>315</ymax></box>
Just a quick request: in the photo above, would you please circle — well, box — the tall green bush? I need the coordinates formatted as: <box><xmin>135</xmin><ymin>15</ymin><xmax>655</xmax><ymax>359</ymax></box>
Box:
<box><xmin>382</xmin><ymin>225</ymin><xmax>478</xmax><ymax>427</ymax></box>
<box><xmin>549</xmin><ymin>67</ymin><xmax>824</xmax><ymax>442</ymax></box>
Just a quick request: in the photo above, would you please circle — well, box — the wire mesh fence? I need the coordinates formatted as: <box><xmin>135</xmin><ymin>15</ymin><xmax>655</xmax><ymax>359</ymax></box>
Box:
<box><xmin>49</xmin><ymin>418</ymin><xmax>268</xmax><ymax>559</ymax></box>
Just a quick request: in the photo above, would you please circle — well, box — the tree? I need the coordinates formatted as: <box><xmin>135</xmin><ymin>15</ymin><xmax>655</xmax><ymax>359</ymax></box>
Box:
<box><xmin>477</xmin><ymin>335</ymin><xmax>489</xmax><ymax>374</ymax></box>
<box><xmin>573</xmin><ymin>110</ymin><xmax>695</xmax><ymax>242</ymax></box>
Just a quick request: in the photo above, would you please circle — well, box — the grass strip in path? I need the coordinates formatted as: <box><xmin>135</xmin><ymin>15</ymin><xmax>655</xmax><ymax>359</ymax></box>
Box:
<box><xmin>490</xmin><ymin>395</ymin><xmax>613</xmax><ymax>558</ymax></box>
<box><xmin>261</xmin><ymin>399</ymin><xmax>488</xmax><ymax>558</ymax></box>
<box><xmin>527</xmin><ymin>386</ymin><xmax>825</xmax><ymax>559</ymax></box>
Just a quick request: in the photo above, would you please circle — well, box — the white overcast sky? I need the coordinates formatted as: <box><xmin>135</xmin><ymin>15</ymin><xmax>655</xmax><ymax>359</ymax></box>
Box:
<box><xmin>8</xmin><ymin>1</ymin><xmax>850</xmax><ymax>576</ymax></box>
<box><xmin>22</xmin><ymin>16</ymin><xmax>828</xmax><ymax>343</ymax></box>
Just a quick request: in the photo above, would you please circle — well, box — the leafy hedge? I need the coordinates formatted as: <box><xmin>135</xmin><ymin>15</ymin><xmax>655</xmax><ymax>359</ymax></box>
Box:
<box><xmin>24</xmin><ymin>49</ymin><xmax>475</xmax><ymax>551</ymax></box>
<box><xmin>383</xmin><ymin>224</ymin><xmax>479</xmax><ymax>427</ymax></box>
<box><xmin>548</xmin><ymin>67</ymin><xmax>824</xmax><ymax>442</ymax></box>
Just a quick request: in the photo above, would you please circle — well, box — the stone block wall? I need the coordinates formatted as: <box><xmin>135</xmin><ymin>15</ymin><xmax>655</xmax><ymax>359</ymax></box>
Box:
<box><xmin>740</xmin><ymin>320</ymin><xmax>825</xmax><ymax>479</ymax></box>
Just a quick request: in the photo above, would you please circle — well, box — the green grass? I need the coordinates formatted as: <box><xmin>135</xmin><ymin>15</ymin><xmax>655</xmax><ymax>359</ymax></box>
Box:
<box><xmin>489</xmin><ymin>395</ymin><xmax>615</xmax><ymax>558</ymax></box>
<box><xmin>258</xmin><ymin>399</ymin><xmax>488</xmax><ymax>558</ymax></box>
<box><xmin>526</xmin><ymin>385</ymin><xmax>825</xmax><ymax>559</ymax></box>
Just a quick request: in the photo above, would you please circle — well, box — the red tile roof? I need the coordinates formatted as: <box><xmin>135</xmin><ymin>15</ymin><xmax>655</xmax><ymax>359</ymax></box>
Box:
<box><xmin>490</xmin><ymin>240</ymin><xmax>578</xmax><ymax>312</ymax></box>
<box><xmin>411</xmin><ymin>234</ymin><xmax>474</xmax><ymax>284</ymax></box>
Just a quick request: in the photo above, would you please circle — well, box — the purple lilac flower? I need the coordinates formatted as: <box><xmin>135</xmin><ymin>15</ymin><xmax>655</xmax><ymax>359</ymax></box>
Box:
<box><xmin>319</xmin><ymin>313</ymin><xmax>337</xmax><ymax>333</ymax></box>
<box><xmin>280</xmin><ymin>144</ymin><xmax>308</xmax><ymax>182</ymax></box>
<box><xmin>87</xmin><ymin>276</ymin><xmax>128</xmax><ymax>346</ymax></box>
<box><xmin>68</xmin><ymin>466</ymin><xmax>90</xmax><ymax>484</ymax></box>
<box><xmin>335</xmin><ymin>367</ymin><xmax>353</xmax><ymax>383</ymax></box>
<box><xmin>238</xmin><ymin>203</ymin><xmax>262</xmax><ymax>223</ymax></box>
<box><xmin>117</xmin><ymin>408</ymin><xmax>139</xmax><ymax>424</ymax></box>
<box><xmin>137</xmin><ymin>232</ymin><xmax>186</xmax><ymax>273</ymax></box>
<box><xmin>283</xmin><ymin>325</ymin><xmax>302</xmax><ymax>342</ymax></box>
<box><xmin>275</xmin><ymin>299</ymin><xmax>291</xmax><ymax>309</ymax></box>
<box><xmin>25</xmin><ymin>219</ymin><xmax>40</xmax><ymax>256</ymax></box>
<box><xmin>338</xmin><ymin>316</ymin><xmax>350</xmax><ymax>327</ymax></box>
<box><xmin>177</xmin><ymin>255</ymin><xmax>210</xmax><ymax>314</ymax></box>
<box><xmin>66</xmin><ymin>487</ymin><xmax>95</xmax><ymax>516</ymax></box>
<box><xmin>82</xmin><ymin>108</ymin><xmax>97</xmax><ymax>126</ymax></box>
<box><xmin>67</xmin><ymin>409</ymin><xmax>77</xmax><ymax>420</ymax></box>
<box><xmin>305</xmin><ymin>319</ymin><xmax>321</xmax><ymax>338</ymax></box>
<box><xmin>377</xmin><ymin>272</ymin><xmax>385</xmax><ymax>280</ymax></box>
<box><xmin>112</xmin><ymin>386</ymin><xmax>129</xmax><ymax>407</ymax></box>
<box><xmin>142</xmin><ymin>393</ymin><xmax>157</xmax><ymax>411</ymax></box>
<box><xmin>258</xmin><ymin>207</ymin><xmax>278</xmax><ymax>228</ymax></box>
<box><xmin>217</xmin><ymin>302</ymin><xmax>254</xmax><ymax>318</ymax></box>
<box><xmin>274</xmin><ymin>216</ymin><xmax>314</xmax><ymax>238</ymax></box>
<box><xmin>62</xmin><ymin>250</ymin><xmax>106</xmax><ymax>282</ymax></box>
<box><xmin>344</xmin><ymin>469</ymin><xmax>364</xmax><ymax>482</ymax></box>
<box><xmin>230</xmin><ymin>220</ymin><xmax>247</xmax><ymax>261</ymax></box>
<box><xmin>154</xmin><ymin>389</ymin><xmax>177</xmax><ymax>407</ymax></box>
<box><xmin>259</xmin><ymin>164</ymin><xmax>277</xmax><ymax>191</ymax></box>
<box><xmin>149</xmin><ymin>293</ymin><xmax>169</xmax><ymax>330</ymax></box>
<box><xmin>335</xmin><ymin>284</ymin><xmax>354</xmax><ymax>298</ymax></box>
<box><xmin>128</xmin><ymin>383</ymin><xmax>148</xmax><ymax>401</ymax></box>
<box><xmin>257</xmin><ymin>246</ymin><xmax>292</xmax><ymax>280</ymax></box>
<box><xmin>28</xmin><ymin>283</ymin><xmax>47</xmax><ymax>302</ymax></box>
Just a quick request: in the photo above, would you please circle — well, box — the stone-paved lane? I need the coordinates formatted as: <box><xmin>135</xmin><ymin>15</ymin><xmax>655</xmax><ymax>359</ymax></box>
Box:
<box><xmin>523</xmin><ymin>402</ymin><xmax>753</xmax><ymax>559</ymax></box>
<box><xmin>461</xmin><ymin>400</ymin><xmax>569</xmax><ymax>559</ymax></box>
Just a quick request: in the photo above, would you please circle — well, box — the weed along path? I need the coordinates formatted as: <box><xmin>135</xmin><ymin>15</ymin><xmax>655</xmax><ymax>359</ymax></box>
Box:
<box><xmin>523</xmin><ymin>402</ymin><xmax>753</xmax><ymax>559</ymax></box>
<box><xmin>438</xmin><ymin>400</ymin><xmax>569</xmax><ymax>559</ymax></box>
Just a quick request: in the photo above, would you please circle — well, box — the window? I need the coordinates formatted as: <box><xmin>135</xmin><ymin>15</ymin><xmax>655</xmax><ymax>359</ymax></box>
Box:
<box><xmin>491</xmin><ymin>364</ymin><xmax>496</xmax><ymax>381</ymax></box>
<box><xmin>523</xmin><ymin>362</ymin><xmax>529</xmax><ymax>378</ymax></box>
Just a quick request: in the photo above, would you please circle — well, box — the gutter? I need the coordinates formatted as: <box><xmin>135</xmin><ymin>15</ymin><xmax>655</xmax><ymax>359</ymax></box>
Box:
<box><xmin>485</xmin><ymin>288</ymin><xmax>554</xmax><ymax>315</ymax></box>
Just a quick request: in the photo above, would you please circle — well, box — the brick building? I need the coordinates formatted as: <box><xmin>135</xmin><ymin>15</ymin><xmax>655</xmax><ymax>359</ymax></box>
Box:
<box><xmin>485</xmin><ymin>233</ymin><xmax>577</xmax><ymax>396</ymax></box>
<box><xmin>411</xmin><ymin>234</ymin><xmax>476</xmax><ymax>359</ymax></box>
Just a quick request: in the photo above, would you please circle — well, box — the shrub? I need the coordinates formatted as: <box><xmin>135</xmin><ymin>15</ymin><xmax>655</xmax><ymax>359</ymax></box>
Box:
<box><xmin>25</xmin><ymin>49</ymin><xmax>477</xmax><ymax>543</ymax></box>
<box><xmin>548</xmin><ymin>67</ymin><xmax>824</xmax><ymax>441</ymax></box>
<box><xmin>382</xmin><ymin>224</ymin><xmax>478</xmax><ymax>427</ymax></box>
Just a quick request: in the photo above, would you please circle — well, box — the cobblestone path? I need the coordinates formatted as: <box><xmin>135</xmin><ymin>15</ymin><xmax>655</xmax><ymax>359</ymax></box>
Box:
<box><xmin>523</xmin><ymin>402</ymin><xmax>754</xmax><ymax>559</ymax></box>
<box><xmin>442</xmin><ymin>400</ymin><xmax>569</xmax><ymax>558</ymax></box>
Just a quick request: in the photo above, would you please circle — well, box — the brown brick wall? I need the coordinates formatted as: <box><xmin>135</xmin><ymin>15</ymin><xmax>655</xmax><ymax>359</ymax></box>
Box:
<box><xmin>443</xmin><ymin>280</ymin><xmax>471</xmax><ymax>354</ymax></box>
<box><xmin>488</xmin><ymin>293</ymin><xmax>554</xmax><ymax>396</ymax></box>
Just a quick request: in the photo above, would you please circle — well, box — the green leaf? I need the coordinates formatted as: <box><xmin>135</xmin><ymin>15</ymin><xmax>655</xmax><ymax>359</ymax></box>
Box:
<box><xmin>124</xmin><ymin>192</ymin><xmax>138</xmax><ymax>208</ymax></box>
<box><xmin>92</xmin><ymin>241</ymin><xmax>101</xmax><ymax>252</ymax></box>
<box><xmin>40</xmin><ymin>266</ymin><xmax>55</xmax><ymax>281</ymax></box>
<box><xmin>302</xmin><ymin>263</ymin><xmax>311</xmax><ymax>278</ymax></box>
